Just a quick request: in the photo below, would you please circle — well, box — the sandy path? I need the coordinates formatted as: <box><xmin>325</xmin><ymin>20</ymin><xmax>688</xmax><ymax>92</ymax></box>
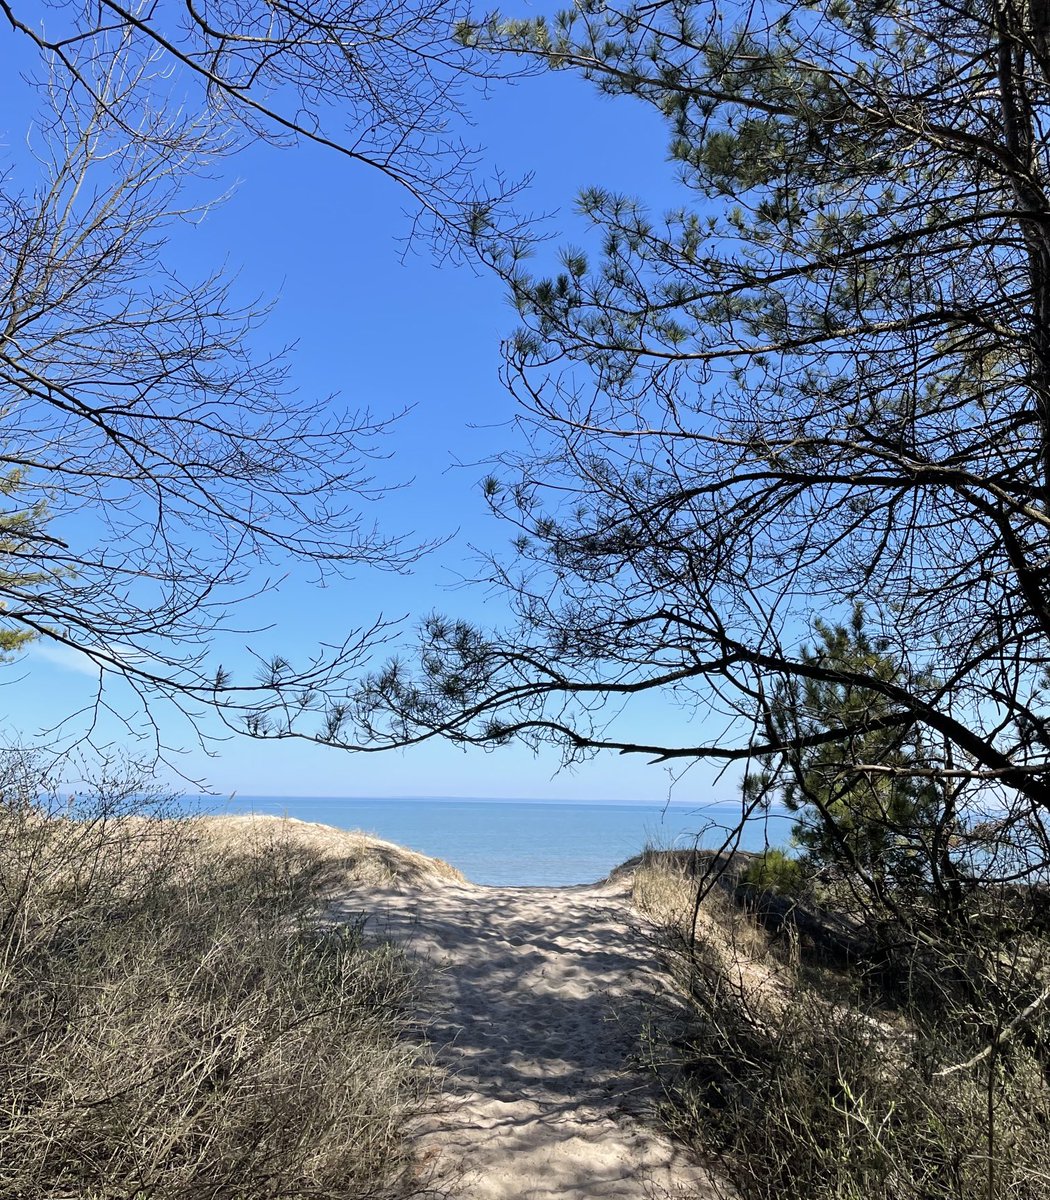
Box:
<box><xmin>328</xmin><ymin>879</ymin><xmax>722</xmax><ymax>1200</ymax></box>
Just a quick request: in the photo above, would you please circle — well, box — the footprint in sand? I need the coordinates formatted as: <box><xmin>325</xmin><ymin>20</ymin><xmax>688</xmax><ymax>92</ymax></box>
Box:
<box><xmin>328</xmin><ymin>878</ymin><xmax>727</xmax><ymax>1200</ymax></box>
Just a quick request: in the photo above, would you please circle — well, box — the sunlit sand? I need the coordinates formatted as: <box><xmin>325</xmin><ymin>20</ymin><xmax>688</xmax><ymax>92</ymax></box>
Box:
<box><xmin>331</xmin><ymin>873</ymin><xmax>723</xmax><ymax>1200</ymax></box>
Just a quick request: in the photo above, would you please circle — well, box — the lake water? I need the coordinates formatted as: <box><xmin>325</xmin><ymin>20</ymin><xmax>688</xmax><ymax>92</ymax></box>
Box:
<box><xmin>207</xmin><ymin>796</ymin><xmax>795</xmax><ymax>886</ymax></box>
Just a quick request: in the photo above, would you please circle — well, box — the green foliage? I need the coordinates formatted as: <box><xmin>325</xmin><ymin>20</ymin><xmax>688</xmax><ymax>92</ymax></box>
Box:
<box><xmin>364</xmin><ymin>0</ymin><xmax>1050</xmax><ymax>883</ymax></box>
<box><xmin>768</xmin><ymin>607</ymin><xmax>943</xmax><ymax>892</ymax></box>
<box><xmin>0</xmin><ymin>468</ymin><xmax>47</xmax><ymax>658</ymax></box>
<box><xmin>742</xmin><ymin>848</ymin><xmax>805</xmax><ymax>896</ymax></box>
<box><xmin>427</xmin><ymin>6</ymin><xmax>1050</xmax><ymax>1195</ymax></box>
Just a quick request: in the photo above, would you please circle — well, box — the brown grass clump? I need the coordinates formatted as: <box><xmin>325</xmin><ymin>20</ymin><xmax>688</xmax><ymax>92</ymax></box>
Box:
<box><xmin>631</xmin><ymin>852</ymin><xmax>1050</xmax><ymax>1200</ymax></box>
<box><xmin>189</xmin><ymin>813</ymin><xmax>466</xmax><ymax>888</ymax></box>
<box><xmin>0</xmin><ymin>760</ymin><xmax>434</xmax><ymax>1200</ymax></box>
<box><xmin>632</xmin><ymin>851</ymin><xmax>781</xmax><ymax>1009</ymax></box>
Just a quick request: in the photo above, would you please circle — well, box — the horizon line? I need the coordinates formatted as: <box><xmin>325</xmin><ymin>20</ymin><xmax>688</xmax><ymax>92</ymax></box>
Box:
<box><xmin>200</xmin><ymin>793</ymin><xmax>781</xmax><ymax>810</ymax></box>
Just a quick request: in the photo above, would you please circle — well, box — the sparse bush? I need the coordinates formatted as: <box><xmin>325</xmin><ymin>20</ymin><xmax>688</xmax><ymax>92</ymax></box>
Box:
<box><xmin>0</xmin><ymin>752</ymin><xmax>428</xmax><ymax>1200</ymax></box>
<box><xmin>741</xmin><ymin>849</ymin><xmax>804</xmax><ymax>897</ymax></box>
<box><xmin>634</xmin><ymin>856</ymin><xmax>1050</xmax><ymax>1200</ymax></box>
<box><xmin>660</xmin><ymin>981</ymin><xmax>1050</xmax><ymax>1200</ymax></box>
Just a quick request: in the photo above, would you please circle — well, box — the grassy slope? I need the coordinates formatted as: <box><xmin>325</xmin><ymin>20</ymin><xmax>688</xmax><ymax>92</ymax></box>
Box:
<box><xmin>190</xmin><ymin>812</ymin><xmax>466</xmax><ymax>887</ymax></box>
<box><xmin>0</xmin><ymin>804</ymin><xmax>457</xmax><ymax>1200</ymax></box>
<box><xmin>629</xmin><ymin>852</ymin><xmax>1050</xmax><ymax>1200</ymax></box>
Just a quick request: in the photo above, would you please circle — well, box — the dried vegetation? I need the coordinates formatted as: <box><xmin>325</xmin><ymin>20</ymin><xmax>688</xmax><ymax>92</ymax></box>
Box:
<box><xmin>0</xmin><ymin>762</ymin><xmax>443</xmax><ymax>1200</ymax></box>
<box><xmin>632</xmin><ymin>852</ymin><xmax>1050</xmax><ymax>1200</ymax></box>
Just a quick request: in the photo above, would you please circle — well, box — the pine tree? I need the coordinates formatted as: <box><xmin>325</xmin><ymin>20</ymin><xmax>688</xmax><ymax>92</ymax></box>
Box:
<box><xmin>768</xmin><ymin>609</ymin><xmax>942</xmax><ymax>894</ymax></box>
<box><xmin>364</xmin><ymin>0</ymin><xmax>1050</xmax><ymax>900</ymax></box>
<box><xmin>0</xmin><ymin>470</ymin><xmax>46</xmax><ymax>658</ymax></box>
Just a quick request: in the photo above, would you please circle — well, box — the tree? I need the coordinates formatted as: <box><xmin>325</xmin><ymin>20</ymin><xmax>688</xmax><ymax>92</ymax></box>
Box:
<box><xmin>0</xmin><ymin>4</ymin><xmax>523</xmax><ymax>761</ymax></box>
<box><xmin>357</xmin><ymin>0</ymin><xmax>1050</xmax><ymax>898</ymax></box>
<box><xmin>775</xmin><ymin>611</ymin><xmax>937</xmax><ymax>876</ymax></box>
<box><xmin>0</xmin><ymin>469</ymin><xmax>46</xmax><ymax>658</ymax></box>
<box><xmin>0</xmin><ymin>50</ymin><xmax>394</xmax><ymax>756</ymax></box>
<box><xmin>1</xmin><ymin>0</ymin><xmax>513</xmax><ymax>249</ymax></box>
<box><xmin>752</xmin><ymin>607</ymin><xmax>968</xmax><ymax>923</ymax></box>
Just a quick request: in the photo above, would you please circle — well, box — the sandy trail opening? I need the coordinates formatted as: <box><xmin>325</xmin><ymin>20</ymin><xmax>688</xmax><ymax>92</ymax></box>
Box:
<box><xmin>329</xmin><ymin>879</ymin><xmax>723</xmax><ymax>1200</ymax></box>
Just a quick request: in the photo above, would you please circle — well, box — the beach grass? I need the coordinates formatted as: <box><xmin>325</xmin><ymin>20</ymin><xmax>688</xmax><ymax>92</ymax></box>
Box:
<box><xmin>0</xmin><ymin>774</ymin><xmax>445</xmax><ymax>1200</ymax></box>
<box><xmin>190</xmin><ymin>811</ymin><xmax>465</xmax><ymax>888</ymax></box>
<box><xmin>631</xmin><ymin>852</ymin><xmax>1050</xmax><ymax>1200</ymax></box>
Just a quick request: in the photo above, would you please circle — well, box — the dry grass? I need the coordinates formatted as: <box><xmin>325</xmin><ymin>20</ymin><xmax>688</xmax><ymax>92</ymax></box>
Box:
<box><xmin>632</xmin><ymin>851</ymin><xmax>782</xmax><ymax>1011</ymax></box>
<box><xmin>631</xmin><ymin>852</ymin><xmax>1050</xmax><ymax>1200</ymax></box>
<box><xmin>0</xmin><ymin>770</ymin><xmax>440</xmax><ymax>1200</ymax></box>
<box><xmin>187</xmin><ymin>812</ymin><xmax>466</xmax><ymax>888</ymax></box>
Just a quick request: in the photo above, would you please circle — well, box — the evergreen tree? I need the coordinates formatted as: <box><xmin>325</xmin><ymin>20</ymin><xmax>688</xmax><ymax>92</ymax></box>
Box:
<box><xmin>0</xmin><ymin>470</ymin><xmax>45</xmax><ymax>658</ymax></box>
<box><xmin>361</xmin><ymin>0</ymin><xmax>1050</xmax><ymax>898</ymax></box>
<box><xmin>763</xmin><ymin>608</ymin><xmax>943</xmax><ymax>894</ymax></box>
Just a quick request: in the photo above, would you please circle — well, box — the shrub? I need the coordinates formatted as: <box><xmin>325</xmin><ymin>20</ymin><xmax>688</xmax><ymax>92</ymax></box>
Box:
<box><xmin>0</xmin><ymin>754</ymin><xmax>427</xmax><ymax>1200</ymax></box>
<box><xmin>634</xmin><ymin>857</ymin><xmax>1050</xmax><ymax>1200</ymax></box>
<box><xmin>740</xmin><ymin>849</ymin><xmax>805</xmax><ymax>896</ymax></box>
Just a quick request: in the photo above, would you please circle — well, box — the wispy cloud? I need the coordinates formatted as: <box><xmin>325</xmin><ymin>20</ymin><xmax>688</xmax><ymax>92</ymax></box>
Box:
<box><xmin>27</xmin><ymin>641</ymin><xmax>101</xmax><ymax>677</ymax></box>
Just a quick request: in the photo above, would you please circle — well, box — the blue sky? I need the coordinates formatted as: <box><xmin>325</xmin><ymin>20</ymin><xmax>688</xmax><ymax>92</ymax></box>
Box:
<box><xmin>0</xmin><ymin>25</ymin><xmax>735</xmax><ymax>804</ymax></box>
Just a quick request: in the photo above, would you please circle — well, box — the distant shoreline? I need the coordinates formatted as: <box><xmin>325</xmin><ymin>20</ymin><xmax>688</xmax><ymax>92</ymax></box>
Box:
<box><xmin>202</xmin><ymin>793</ymin><xmax>790</xmax><ymax>811</ymax></box>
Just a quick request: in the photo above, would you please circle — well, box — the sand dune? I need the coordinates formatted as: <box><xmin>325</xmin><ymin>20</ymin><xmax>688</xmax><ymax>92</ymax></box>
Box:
<box><xmin>330</xmin><ymin>876</ymin><xmax>724</xmax><ymax>1200</ymax></box>
<box><xmin>189</xmin><ymin>813</ymin><xmax>465</xmax><ymax>886</ymax></box>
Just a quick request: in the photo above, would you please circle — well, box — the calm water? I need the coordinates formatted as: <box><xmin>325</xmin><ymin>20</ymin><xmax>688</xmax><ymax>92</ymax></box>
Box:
<box><xmin>206</xmin><ymin>796</ymin><xmax>794</xmax><ymax>887</ymax></box>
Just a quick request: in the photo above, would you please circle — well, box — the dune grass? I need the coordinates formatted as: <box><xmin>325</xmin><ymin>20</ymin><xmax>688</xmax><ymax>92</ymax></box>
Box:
<box><xmin>191</xmin><ymin>812</ymin><xmax>465</xmax><ymax>888</ymax></box>
<box><xmin>0</xmin><ymin>763</ymin><xmax>439</xmax><ymax>1200</ymax></box>
<box><xmin>632</xmin><ymin>852</ymin><xmax>1050</xmax><ymax>1200</ymax></box>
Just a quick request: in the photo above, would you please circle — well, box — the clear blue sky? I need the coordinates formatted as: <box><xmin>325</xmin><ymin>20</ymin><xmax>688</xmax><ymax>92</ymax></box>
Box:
<box><xmin>0</xmin><ymin>22</ymin><xmax>734</xmax><ymax>804</ymax></box>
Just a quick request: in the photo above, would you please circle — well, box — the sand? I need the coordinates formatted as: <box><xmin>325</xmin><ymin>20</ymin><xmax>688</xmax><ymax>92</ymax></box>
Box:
<box><xmin>188</xmin><ymin>814</ymin><xmax>466</xmax><ymax>885</ymax></box>
<box><xmin>329</xmin><ymin>876</ymin><xmax>725</xmax><ymax>1200</ymax></box>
